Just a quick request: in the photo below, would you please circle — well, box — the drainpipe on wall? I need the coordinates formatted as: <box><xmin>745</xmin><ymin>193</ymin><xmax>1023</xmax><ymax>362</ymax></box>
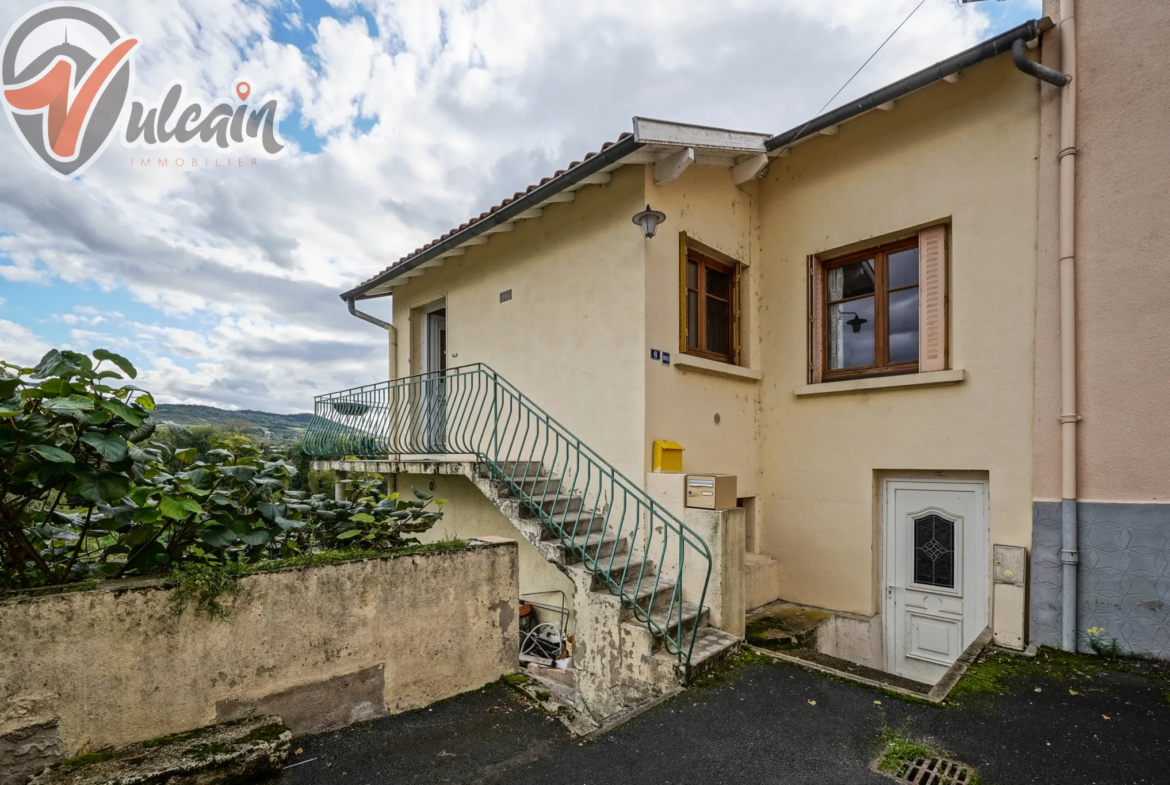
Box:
<box><xmin>1012</xmin><ymin>14</ymin><xmax>1077</xmax><ymax>651</ymax></box>
<box><xmin>346</xmin><ymin>297</ymin><xmax>397</xmax><ymax>381</ymax></box>
<box><xmin>1057</xmin><ymin>0</ymin><xmax>1080</xmax><ymax>654</ymax></box>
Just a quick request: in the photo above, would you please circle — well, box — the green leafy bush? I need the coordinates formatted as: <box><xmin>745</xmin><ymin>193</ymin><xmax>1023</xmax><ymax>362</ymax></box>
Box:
<box><xmin>0</xmin><ymin>349</ymin><xmax>444</xmax><ymax>591</ymax></box>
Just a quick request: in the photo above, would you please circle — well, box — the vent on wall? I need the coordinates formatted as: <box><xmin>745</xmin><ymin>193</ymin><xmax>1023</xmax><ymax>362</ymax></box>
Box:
<box><xmin>500</xmin><ymin>289</ymin><xmax>513</xmax><ymax>303</ymax></box>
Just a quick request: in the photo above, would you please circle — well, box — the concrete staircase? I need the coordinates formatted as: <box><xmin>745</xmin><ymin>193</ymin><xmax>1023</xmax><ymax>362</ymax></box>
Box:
<box><xmin>462</xmin><ymin>462</ymin><xmax>741</xmax><ymax>722</ymax></box>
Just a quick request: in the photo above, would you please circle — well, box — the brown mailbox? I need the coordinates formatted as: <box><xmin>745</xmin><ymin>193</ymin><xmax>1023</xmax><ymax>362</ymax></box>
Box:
<box><xmin>685</xmin><ymin>474</ymin><xmax>737</xmax><ymax>510</ymax></box>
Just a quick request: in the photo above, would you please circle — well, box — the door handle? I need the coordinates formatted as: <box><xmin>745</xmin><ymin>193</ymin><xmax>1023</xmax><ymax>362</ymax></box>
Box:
<box><xmin>886</xmin><ymin>586</ymin><xmax>895</xmax><ymax>599</ymax></box>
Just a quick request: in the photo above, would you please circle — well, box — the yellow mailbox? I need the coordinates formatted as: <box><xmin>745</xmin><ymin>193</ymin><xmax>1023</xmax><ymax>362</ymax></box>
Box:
<box><xmin>652</xmin><ymin>440</ymin><xmax>684</xmax><ymax>473</ymax></box>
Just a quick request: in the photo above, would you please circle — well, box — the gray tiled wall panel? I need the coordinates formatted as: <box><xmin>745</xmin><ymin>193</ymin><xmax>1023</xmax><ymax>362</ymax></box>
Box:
<box><xmin>1030</xmin><ymin>501</ymin><xmax>1170</xmax><ymax>658</ymax></box>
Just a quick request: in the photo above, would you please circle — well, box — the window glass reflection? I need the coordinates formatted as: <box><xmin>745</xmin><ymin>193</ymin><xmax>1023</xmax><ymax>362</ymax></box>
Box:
<box><xmin>888</xmin><ymin>288</ymin><xmax>920</xmax><ymax>363</ymax></box>
<box><xmin>828</xmin><ymin>296</ymin><xmax>874</xmax><ymax>369</ymax></box>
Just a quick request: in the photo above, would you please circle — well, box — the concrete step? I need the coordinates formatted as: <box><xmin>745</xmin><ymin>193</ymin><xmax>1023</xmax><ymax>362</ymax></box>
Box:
<box><xmin>647</xmin><ymin>601</ymin><xmax>707</xmax><ymax>642</ymax></box>
<box><xmin>478</xmin><ymin>461</ymin><xmax>544</xmax><ymax>478</ymax></box>
<box><xmin>682</xmin><ymin>628</ymin><xmax>742</xmax><ymax>681</ymax></box>
<box><xmin>496</xmin><ymin>474</ymin><xmax>565</xmax><ymax>498</ymax></box>
<box><xmin>522</xmin><ymin>494</ymin><xmax>586</xmax><ymax>517</ymax></box>
<box><xmin>545</xmin><ymin>534</ymin><xmax>628</xmax><ymax>566</ymax></box>
<box><xmin>618</xmin><ymin>576</ymin><xmax>679</xmax><ymax>620</ymax></box>
<box><xmin>590</xmin><ymin>557</ymin><xmax>657</xmax><ymax>591</ymax></box>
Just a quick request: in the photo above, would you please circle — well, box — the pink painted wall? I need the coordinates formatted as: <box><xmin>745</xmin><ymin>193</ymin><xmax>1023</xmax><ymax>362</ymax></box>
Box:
<box><xmin>1034</xmin><ymin>0</ymin><xmax>1170</xmax><ymax>503</ymax></box>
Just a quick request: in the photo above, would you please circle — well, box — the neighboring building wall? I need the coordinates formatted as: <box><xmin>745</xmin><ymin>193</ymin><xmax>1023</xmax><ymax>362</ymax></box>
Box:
<box><xmin>643</xmin><ymin>165</ymin><xmax>761</xmax><ymax>498</ymax></box>
<box><xmin>389</xmin><ymin>165</ymin><xmax>649</xmax><ymax>484</ymax></box>
<box><xmin>754</xmin><ymin>55</ymin><xmax>1039</xmax><ymax>618</ymax></box>
<box><xmin>1031</xmin><ymin>0</ymin><xmax>1170</xmax><ymax>653</ymax></box>
<box><xmin>0</xmin><ymin>542</ymin><xmax>518</xmax><ymax>774</ymax></box>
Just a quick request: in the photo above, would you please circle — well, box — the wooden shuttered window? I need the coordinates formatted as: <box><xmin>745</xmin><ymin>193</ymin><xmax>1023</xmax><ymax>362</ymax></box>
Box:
<box><xmin>680</xmin><ymin>233</ymin><xmax>743</xmax><ymax>365</ymax></box>
<box><xmin>917</xmin><ymin>225</ymin><xmax>948</xmax><ymax>372</ymax></box>
<box><xmin>809</xmin><ymin>225</ymin><xmax>948</xmax><ymax>382</ymax></box>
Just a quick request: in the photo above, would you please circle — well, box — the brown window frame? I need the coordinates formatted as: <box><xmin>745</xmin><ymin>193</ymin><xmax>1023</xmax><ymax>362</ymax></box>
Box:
<box><xmin>820</xmin><ymin>237</ymin><xmax>920</xmax><ymax>382</ymax></box>
<box><xmin>682</xmin><ymin>247</ymin><xmax>738</xmax><ymax>364</ymax></box>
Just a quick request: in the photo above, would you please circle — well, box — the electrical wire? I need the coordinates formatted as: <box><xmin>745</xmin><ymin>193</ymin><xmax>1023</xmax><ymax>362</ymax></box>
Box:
<box><xmin>771</xmin><ymin>0</ymin><xmax>930</xmax><ymax>160</ymax></box>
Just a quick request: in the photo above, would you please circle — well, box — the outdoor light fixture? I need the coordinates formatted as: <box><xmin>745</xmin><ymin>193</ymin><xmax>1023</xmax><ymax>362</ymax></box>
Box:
<box><xmin>841</xmin><ymin>311</ymin><xmax>868</xmax><ymax>334</ymax></box>
<box><xmin>632</xmin><ymin>204</ymin><xmax>666</xmax><ymax>239</ymax></box>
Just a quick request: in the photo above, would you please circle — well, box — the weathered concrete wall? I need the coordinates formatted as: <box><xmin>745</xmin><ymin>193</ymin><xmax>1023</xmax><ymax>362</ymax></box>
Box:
<box><xmin>754</xmin><ymin>53</ymin><xmax>1039</xmax><ymax>617</ymax></box>
<box><xmin>0</xmin><ymin>542</ymin><xmax>518</xmax><ymax>776</ymax></box>
<box><xmin>1031</xmin><ymin>501</ymin><xmax>1170</xmax><ymax>658</ymax></box>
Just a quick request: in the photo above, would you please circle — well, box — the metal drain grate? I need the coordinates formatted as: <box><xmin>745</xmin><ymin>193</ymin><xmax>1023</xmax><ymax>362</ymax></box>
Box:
<box><xmin>878</xmin><ymin>755</ymin><xmax>976</xmax><ymax>785</ymax></box>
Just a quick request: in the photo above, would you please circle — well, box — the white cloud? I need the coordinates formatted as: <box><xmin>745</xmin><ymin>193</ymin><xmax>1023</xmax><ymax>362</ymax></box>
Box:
<box><xmin>0</xmin><ymin>0</ymin><xmax>1027</xmax><ymax>411</ymax></box>
<box><xmin>0</xmin><ymin>319</ymin><xmax>52</xmax><ymax>367</ymax></box>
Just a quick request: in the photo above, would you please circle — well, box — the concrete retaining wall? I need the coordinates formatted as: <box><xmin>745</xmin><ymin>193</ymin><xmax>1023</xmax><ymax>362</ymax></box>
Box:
<box><xmin>0</xmin><ymin>541</ymin><xmax>518</xmax><ymax>783</ymax></box>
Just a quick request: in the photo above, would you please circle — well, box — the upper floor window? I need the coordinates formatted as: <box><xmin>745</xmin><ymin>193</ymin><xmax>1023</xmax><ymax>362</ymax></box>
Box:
<box><xmin>811</xmin><ymin>225</ymin><xmax>947</xmax><ymax>383</ymax></box>
<box><xmin>680</xmin><ymin>235</ymin><xmax>742</xmax><ymax>365</ymax></box>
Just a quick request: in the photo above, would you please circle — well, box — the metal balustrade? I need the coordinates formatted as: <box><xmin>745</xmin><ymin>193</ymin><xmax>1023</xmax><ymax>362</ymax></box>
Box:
<box><xmin>302</xmin><ymin>364</ymin><xmax>712</xmax><ymax>665</ymax></box>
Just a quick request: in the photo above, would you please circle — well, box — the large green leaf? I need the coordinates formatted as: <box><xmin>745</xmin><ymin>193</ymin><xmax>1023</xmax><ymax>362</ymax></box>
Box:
<box><xmin>98</xmin><ymin>398</ymin><xmax>144</xmax><ymax>426</ymax></box>
<box><xmin>257</xmin><ymin>501</ymin><xmax>286</xmax><ymax>522</ymax></box>
<box><xmin>42</xmin><ymin>394</ymin><xmax>95</xmax><ymax>413</ymax></box>
<box><xmin>160</xmin><ymin>495</ymin><xmax>202</xmax><ymax>520</ymax></box>
<box><xmin>30</xmin><ymin>444</ymin><xmax>75</xmax><ymax>463</ymax></box>
<box><xmin>70</xmin><ymin>465</ymin><xmax>131</xmax><ymax>502</ymax></box>
<box><xmin>81</xmin><ymin>431</ymin><xmax>129</xmax><ymax>463</ymax></box>
<box><xmin>219</xmin><ymin>465</ymin><xmax>258</xmax><ymax>483</ymax></box>
<box><xmin>93</xmin><ymin>349</ymin><xmax>137</xmax><ymax>379</ymax></box>
<box><xmin>197</xmin><ymin>525</ymin><xmax>237</xmax><ymax>548</ymax></box>
<box><xmin>0</xmin><ymin>377</ymin><xmax>19</xmax><ymax>398</ymax></box>
<box><xmin>237</xmin><ymin>527</ymin><xmax>272</xmax><ymax>546</ymax></box>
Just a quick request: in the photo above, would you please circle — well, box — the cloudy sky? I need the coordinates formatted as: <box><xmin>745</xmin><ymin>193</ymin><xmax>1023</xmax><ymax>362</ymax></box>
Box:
<box><xmin>0</xmin><ymin>0</ymin><xmax>1039</xmax><ymax>413</ymax></box>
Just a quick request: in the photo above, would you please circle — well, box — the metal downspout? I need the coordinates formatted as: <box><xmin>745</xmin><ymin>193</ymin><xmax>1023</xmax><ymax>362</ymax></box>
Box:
<box><xmin>346</xmin><ymin>298</ymin><xmax>398</xmax><ymax>381</ymax></box>
<box><xmin>1057</xmin><ymin>0</ymin><xmax>1079</xmax><ymax>653</ymax></box>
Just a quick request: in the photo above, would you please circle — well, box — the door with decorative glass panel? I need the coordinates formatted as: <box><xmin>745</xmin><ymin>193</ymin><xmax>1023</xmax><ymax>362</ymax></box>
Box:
<box><xmin>883</xmin><ymin>479</ymin><xmax>988</xmax><ymax>684</ymax></box>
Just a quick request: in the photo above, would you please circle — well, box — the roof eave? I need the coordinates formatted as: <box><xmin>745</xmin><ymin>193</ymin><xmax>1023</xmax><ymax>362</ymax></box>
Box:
<box><xmin>764</xmin><ymin>18</ymin><xmax>1048</xmax><ymax>152</ymax></box>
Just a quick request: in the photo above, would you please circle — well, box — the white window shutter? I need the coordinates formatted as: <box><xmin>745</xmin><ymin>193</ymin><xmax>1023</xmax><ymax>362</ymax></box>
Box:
<box><xmin>918</xmin><ymin>225</ymin><xmax>948</xmax><ymax>372</ymax></box>
<box><xmin>809</xmin><ymin>254</ymin><xmax>823</xmax><ymax>383</ymax></box>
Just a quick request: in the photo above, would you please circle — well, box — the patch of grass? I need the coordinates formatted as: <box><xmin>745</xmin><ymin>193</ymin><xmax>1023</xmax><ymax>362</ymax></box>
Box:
<box><xmin>239</xmin><ymin>540</ymin><xmax>471</xmax><ymax>575</ymax></box>
<box><xmin>875</xmin><ymin>722</ymin><xmax>982</xmax><ymax>785</ymax></box>
<box><xmin>501</xmin><ymin>673</ymin><xmax>530</xmax><ymax>686</ymax></box>
<box><xmin>166</xmin><ymin>563</ymin><xmax>242</xmax><ymax>620</ymax></box>
<box><xmin>691</xmin><ymin>648</ymin><xmax>784</xmax><ymax>690</ymax></box>
<box><xmin>535</xmin><ymin>689</ymin><xmax>552</xmax><ymax>702</ymax></box>
<box><xmin>60</xmin><ymin>748</ymin><xmax>117</xmax><ymax>771</ymax></box>
<box><xmin>949</xmin><ymin>646</ymin><xmax>1129</xmax><ymax>704</ymax></box>
<box><xmin>1162</xmin><ymin>690</ymin><xmax>1170</xmax><ymax>705</ymax></box>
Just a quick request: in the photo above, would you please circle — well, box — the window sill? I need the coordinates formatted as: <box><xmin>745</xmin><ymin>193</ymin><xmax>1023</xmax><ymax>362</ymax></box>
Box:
<box><xmin>793</xmin><ymin>368</ymin><xmax>965</xmax><ymax>397</ymax></box>
<box><xmin>673</xmin><ymin>354</ymin><xmax>761</xmax><ymax>382</ymax></box>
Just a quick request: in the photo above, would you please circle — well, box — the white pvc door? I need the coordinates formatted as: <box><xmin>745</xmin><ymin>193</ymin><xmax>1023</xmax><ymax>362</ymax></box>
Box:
<box><xmin>883</xmin><ymin>479</ymin><xmax>988</xmax><ymax>684</ymax></box>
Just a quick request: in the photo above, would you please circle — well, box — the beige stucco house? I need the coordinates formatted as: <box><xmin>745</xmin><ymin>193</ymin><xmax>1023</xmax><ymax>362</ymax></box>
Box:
<box><xmin>307</xmin><ymin>5</ymin><xmax>1170</xmax><ymax>721</ymax></box>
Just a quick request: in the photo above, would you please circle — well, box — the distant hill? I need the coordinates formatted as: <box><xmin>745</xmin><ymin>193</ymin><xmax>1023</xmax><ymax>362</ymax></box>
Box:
<box><xmin>152</xmin><ymin>404</ymin><xmax>313</xmax><ymax>445</ymax></box>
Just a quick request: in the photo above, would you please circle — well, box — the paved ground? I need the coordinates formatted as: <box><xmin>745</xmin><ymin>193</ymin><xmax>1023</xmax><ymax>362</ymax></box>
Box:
<box><xmin>277</xmin><ymin>648</ymin><xmax>1170</xmax><ymax>784</ymax></box>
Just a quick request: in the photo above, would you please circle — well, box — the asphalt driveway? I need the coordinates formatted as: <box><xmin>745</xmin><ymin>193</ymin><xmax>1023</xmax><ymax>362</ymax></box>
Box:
<box><xmin>278</xmin><ymin>648</ymin><xmax>1170</xmax><ymax>784</ymax></box>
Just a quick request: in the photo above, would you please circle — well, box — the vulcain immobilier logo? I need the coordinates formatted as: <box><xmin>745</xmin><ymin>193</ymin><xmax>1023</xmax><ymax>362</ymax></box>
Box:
<box><xmin>1</xmin><ymin>2</ymin><xmax>284</xmax><ymax>180</ymax></box>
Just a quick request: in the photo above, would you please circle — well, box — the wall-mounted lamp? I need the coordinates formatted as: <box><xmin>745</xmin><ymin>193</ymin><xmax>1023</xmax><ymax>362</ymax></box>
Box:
<box><xmin>841</xmin><ymin>311</ymin><xmax>868</xmax><ymax>334</ymax></box>
<box><xmin>632</xmin><ymin>204</ymin><xmax>666</xmax><ymax>239</ymax></box>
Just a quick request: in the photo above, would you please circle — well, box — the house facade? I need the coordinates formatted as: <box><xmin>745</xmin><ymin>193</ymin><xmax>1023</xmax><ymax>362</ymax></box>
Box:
<box><xmin>306</xmin><ymin>5</ymin><xmax>1170</xmax><ymax>716</ymax></box>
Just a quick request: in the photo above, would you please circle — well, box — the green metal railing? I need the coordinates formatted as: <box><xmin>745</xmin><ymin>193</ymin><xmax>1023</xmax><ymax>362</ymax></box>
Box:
<box><xmin>303</xmin><ymin>364</ymin><xmax>712</xmax><ymax>666</ymax></box>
